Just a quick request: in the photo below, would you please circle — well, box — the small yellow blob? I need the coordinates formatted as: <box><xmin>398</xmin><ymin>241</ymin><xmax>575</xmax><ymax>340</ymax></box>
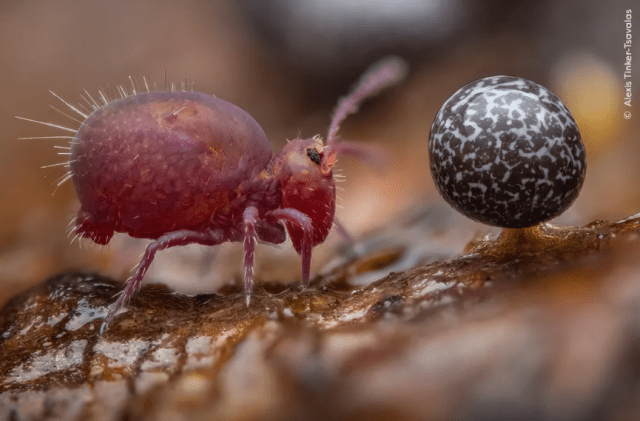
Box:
<box><xmin>552</xmin><ymin>52</ymin><xmax>623</xmax><ymax>157</ymax></box>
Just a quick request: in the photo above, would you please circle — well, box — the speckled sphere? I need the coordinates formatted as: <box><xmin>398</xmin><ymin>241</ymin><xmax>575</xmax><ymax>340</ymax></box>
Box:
<box><xmin>428</xmin><ymin>76</ymin><xmax>586</xmax><ymax>228</ymax></box>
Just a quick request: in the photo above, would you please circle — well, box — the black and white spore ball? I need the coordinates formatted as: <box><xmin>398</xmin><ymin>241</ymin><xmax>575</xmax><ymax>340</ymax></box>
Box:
<box><xmin>428</xmin><ymin>76</ymin><xmax>586</xmax><ymax>228</ymax></box>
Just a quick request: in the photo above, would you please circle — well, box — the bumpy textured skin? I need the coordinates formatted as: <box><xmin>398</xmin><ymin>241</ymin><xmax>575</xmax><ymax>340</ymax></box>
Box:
<box><xmin>428</xmin><ymin>76</ymin><xmax>586</xmax><ymax>228</ymax></box>
<box><xmin>71</xmin><ymin>92</ymin><xmax>278</xmax><ymax>244</ymax></box>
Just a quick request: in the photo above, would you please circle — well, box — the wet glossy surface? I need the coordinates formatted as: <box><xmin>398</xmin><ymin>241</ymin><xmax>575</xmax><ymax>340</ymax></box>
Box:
<box><xmin>1</xmin><ymin>204</ymin><xmax>640</xmax><ymax>420</ymax></box>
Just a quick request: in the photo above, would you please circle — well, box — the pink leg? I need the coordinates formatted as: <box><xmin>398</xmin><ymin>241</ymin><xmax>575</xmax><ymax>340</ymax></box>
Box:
<box><xmin>333</xmin><ymin>216</ymin><xmax>355</xmax><ymax>245</ymax></box>
<box><xmin>330</xmin><ymin>140</ymin><xmax>389</xmax><ymax>170</ymax></box>
<box><xmin>243</xmin><ymin>206</ymin><xmax>258</xmax><ymax>306</ymax></box>
<box><xmin>267</xmin><ymin>208</ymin><xmax>313</xmax><ymax>287</ymax></box>
<box><xmin>333</xmin><ymin>217</ymin><xmax>366</xmax><ymax>257</ymax></box>
<box><xmin>334</xmin><ymin>216</ymin><xmax>368</xmax><ymax>255</ymax></box>
<box><xmin>100</xmin><ymin>229</ymin><xmax>224</xmax><ymax>334</ymax></box>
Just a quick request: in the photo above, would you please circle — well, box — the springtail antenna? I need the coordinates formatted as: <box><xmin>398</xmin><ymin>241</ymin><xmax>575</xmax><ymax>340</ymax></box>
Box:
<box><xmin>326</xmin><ymin>56</ymin><xmax>408</xmax><ymax>147</ymax></box>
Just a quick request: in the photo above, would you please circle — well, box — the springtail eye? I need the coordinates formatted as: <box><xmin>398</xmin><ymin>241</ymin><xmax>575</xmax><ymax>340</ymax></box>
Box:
<box><xmin>306</xmin><ymin>148</ymin><xmax>321</xmax><ymax>165</ymax></box>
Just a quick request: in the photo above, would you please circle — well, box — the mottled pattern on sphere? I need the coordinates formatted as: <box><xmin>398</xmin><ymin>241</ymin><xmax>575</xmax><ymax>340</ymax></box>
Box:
<box><xmin>428</xmin><ymin>76</ymin><xmax>586</xmax><ymax>228</ymax></box>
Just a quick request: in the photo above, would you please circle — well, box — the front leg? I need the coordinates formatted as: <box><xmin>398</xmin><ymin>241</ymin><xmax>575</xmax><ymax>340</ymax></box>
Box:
<box><xmin>266</xmin><ymin>208</ymin><xmax>313</xmax><ymax>287</ymax></box>
<box><xmin>327</xmin><ymin>140</ymin><xmax>389</xmax><ymax>170</ymax></box>
<box><xmin>333</xmin><ymin>216</ymin><xmax>367</xmax><ymax>256</ymax></box>
<box><xmin>101</xmin><ymin>229</ymin><xmax>224</xmax><ymax>334</ymax></box>
<box><xmin>333</xmin><ymin>216</ymin><xmax>355</xmax><ymax>245</ymax></box>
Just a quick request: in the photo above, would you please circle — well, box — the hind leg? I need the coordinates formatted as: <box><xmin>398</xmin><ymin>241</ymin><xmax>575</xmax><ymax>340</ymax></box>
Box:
<box><xmin>101</xmin><ymin>229</ymin><xmax>224</xmax><ymax>333</ymax></box>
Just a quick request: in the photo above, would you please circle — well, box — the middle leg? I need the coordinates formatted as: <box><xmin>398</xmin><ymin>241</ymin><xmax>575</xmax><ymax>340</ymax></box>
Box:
<box><xmin>243</xmin><ymin>206</ymin><xmax>259</xmax><ymax>305</ymax></box>
<box><xmin>267</xmin><ymin>208</ymin><xmax>313</xmax><ymax>287</ymax></box>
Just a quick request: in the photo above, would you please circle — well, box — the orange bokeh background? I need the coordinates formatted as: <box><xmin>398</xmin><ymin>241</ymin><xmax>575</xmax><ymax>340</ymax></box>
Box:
<box><xmin>0</xmin><ymin>0</ymin><xmax>636</xmax><ymax>303</ymax></box>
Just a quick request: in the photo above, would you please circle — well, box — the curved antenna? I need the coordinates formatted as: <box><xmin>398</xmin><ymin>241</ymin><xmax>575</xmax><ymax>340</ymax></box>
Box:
<box><xmin>326</xmin><ymin>56</ymin><xmax>408</xmax><ymax>147</ymax></box>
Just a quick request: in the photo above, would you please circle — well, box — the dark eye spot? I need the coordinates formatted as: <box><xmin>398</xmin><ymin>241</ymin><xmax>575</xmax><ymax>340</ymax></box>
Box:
<box><xmin>306</xmin><ymin>148</ymin><xmax>321</xmax><ymax>165</ymax></box>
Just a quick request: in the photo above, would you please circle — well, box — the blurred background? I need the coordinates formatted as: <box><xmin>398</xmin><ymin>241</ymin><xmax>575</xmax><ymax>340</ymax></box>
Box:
<box><xmin>0</xmin><ymin>0</ymin><xmax>636</xmax><ymax>305</ymax></box>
